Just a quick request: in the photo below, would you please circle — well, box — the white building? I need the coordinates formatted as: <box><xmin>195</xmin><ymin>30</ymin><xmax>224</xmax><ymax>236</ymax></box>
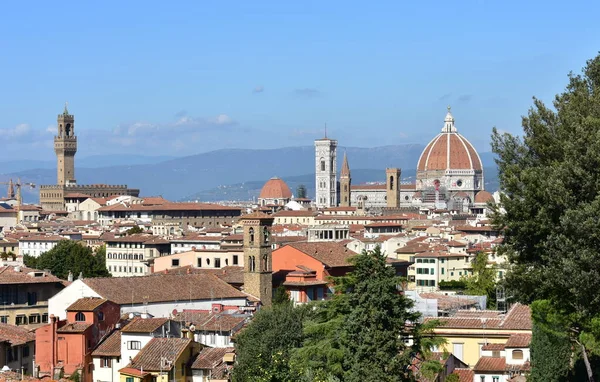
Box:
<box><xmin>170</xmin><ymin>234</ymin><xmax>223</xmax><ymax>254</ymax></box>
<box><xmin>473</xmin><ymin>334</ymin><xmax>531</xmax><ymax>382</ymax></box>
<box><xmin>18</xmin><ymin>235</ymin><xmax>64</xmax><ymax>258</ymax></box>
<box><xmin>92</xmin><ymin>317</ymin><xmax>182</xmax><ymax>382</ymax></box>
<box><xmin>104</xmin><ymin>234</ymin><xmax>170</xmax><ymax>277</ymax></box>
<box><xmin>48</xmin><ymin>274</ymin><xmax>251</xmax><ymax>320</ymax></box>
<box><xmin>314</xmin><ymin>136</ymin><xmax>338</xmax><ymax>208</ymax></box>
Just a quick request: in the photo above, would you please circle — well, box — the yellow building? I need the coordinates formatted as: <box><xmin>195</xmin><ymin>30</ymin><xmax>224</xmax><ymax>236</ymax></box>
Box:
<box><xmin>426</xmin><ymin>303</ymin><xmax>532</xmax><ymax>367</ymax></box>
<box><xmin>119</xmin><ymin>337</ymin><xmax>199</xmax><ymax>382</ymax></box>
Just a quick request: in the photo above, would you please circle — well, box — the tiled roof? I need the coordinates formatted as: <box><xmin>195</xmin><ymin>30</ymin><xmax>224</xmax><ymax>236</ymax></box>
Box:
<box><xmin>350</xmin><ymin>184</ymin><xmax>386</xmax><ymax>190</ymax></box>
<box><xmin>98</xmin><ymin>202</ymin><xmax>241</xmax><ymax>212</ymax></box>
<box><xmin>452</xmin><ymin>368</ymin><xmax>474</xmax><ymax>382</ymax></box>
<box><xmin>0</xmin><ymin>323</ymin><xmax>35</xmax><ymax>346</ymax></box>
<box><xmin>505</xmin><ymin>333</ymin><xmax>532</xmax><ymax>348</ymax></box>
<box><xmin>129</xmin><ymin>337</ymin><xmax>192</xmax><ymax>371</ymax></box>
<box><xmin>83</xmin><ymin>273</ymin><xmax>247</xmax><ymax>305</ymax></box>
<box><xmin>92</xmin><ymin>330</ymin><xmax>121</xmax><ymax>357</ymax></box>
<box><xmin>121</xmin><ymin>317</ymin><xmax>169</xmax><ymax>333</ymax></box>
<box><xmin>173</xmin><ymin>311</ymin><xmax>247</xmax><ymax>332</ymax></box>
<box><xmin>259</xmin><ymin>177</ymin><xmax>292</xmax><ymax>199</ymax></box>
<box><xmin>66</xmin><ymin>297</ymin><xmax>108</xmax><ymax>312</ymax></box>
<box><xmin>157</xmin><ymin>266</ymin><xmax>245</xmax><ymax>285</ymax></box>
<box><xmin>0</xmin><ymin>266</ymin><xmax>63</xmax><ymax>284</ymax></box>
<box><xmin>481</xmin><ymin>343</ymin><xmax>505</xmax><ymax>351</ymax></box>
<box><xmin>192</xmin><ymin>347</ymin><xmax>234</xmax><ymax>369</ymax></box>
<box><xmin>473</xmin><ymin>356</ymin><xmax>506</xmax><ymax>372</ymax></box>
<box><xmin>104</xmin><ymin>234</ymin><xmax>166</xmax><ymax>244</ymax></box>
<box><xmin>417</xmin><ymin>126</ymin><xmax>482</xmax><ymax>171</ymax></box>
<box><xmin>119</xmin><ymin>367</ymin><xmax>150</xmax><ymax>377</ymax></box>
<box><xmin>283</xmin><ymin>242</ymin><xmax>357</xmax><ymax>267</ymax></box>
<box><xmin>19</xmin><ymin>235</ymin><xmax>65</xmax><ymax>242</ymax></box>
<box><xmin>57</xmin><ymin>322</ymin><xmax>92</xmax><ymax>333</ymax></box>
<box><xmin>499</xmin><ymin>303</ymin><xmax>532</xmax><ymax>330</ymax></box>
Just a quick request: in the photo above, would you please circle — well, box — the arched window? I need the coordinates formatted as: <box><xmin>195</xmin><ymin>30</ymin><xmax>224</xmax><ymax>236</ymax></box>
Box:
<box><xmin>249</xmin><ymin>256</ymin><xmax>256</xmax><ymax>272</ymax></box>
<box><xmin>389</xmin><ymin>176</ymin><xmax>394</xmax><ymax>190</ymax></box>
<box><xmin>97</xmin><ymin>311</ymin><xmax>104</xmax><ymax>321</ymax></box>
<box><xmin>249</xmin><ymin>228</ymin><xmax>255</xmax><ymax>244</ymax></box>
<box><xmin>262</xmin><ymin>253</ymin><xmax>268</xmax><ymax>271</ymax></box>
<box><xmin>512</xmin><ymin>350</ymin><xmax>523</xmax><ymax>360</ymax></box>
<box><xmin>75</xmin><ymin>312</ymin><xmax>86</xmax><ymax>322</ymax></box>
<box><xmin>263</xmin><ymin>227</ymin><xmax>269</xmax><ymax>244</ymax></box>
<box><xmin>320</xmin><ymin>158</ymin><xmax>325</xmax><ymax>172</ymax></box>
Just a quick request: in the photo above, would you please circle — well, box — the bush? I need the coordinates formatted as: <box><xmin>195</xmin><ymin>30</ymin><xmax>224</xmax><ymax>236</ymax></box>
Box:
<box><xmin>438</xmin><ymin>280</ymin><xmax>466</xmax><ymax>290</ymax></box>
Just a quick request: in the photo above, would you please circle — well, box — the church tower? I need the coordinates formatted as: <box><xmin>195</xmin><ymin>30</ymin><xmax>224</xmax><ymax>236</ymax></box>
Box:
<box><xmin>386</xmin><ymin>168</ymin><xmax>401</xmax><ymax>208</ymax></box>
<box><xmin>315</xmin><ymin>135</ymin><xmax>338</xmax><ymax>208</ymax></box>
<box><xmin>242</xmin><ymin>212</ymin><xmax>274</xmax><ymax>306</ymax></box>
<box><xmin>54</xmin><ymin>103</ymin><xmax>77</xmax><ymax>185</ymax></box>
<box><xmin>339</xmin><ymin>152</ymin><xmax>351</xmax><ymax>207</ymax></box>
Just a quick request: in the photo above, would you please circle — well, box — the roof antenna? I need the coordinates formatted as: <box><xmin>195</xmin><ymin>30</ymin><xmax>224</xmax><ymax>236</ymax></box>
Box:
<box><xmin>324</xmin><ymin>123</ymin><xmax>327</xmax><ymax>139</ymax></box>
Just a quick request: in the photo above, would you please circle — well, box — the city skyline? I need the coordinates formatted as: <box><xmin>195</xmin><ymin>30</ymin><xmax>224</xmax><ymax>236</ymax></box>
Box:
<box><xmin>1</xmin><ymin>1</ymin><xmax>599</xmax><ymax>161</ymax></box>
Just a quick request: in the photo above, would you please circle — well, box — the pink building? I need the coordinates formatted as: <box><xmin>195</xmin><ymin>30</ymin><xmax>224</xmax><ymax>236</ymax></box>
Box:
<box><xmin>35</xmin><ymin>297</ymin><xmax>120</xmax><ymax>381</ymax></box>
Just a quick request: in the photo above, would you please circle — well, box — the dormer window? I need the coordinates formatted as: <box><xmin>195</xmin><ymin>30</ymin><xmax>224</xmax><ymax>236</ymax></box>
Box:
<box><xmin>75</xmin><ymin>312</ymin><xmax>86</xmax><ymax>322</ymax></box>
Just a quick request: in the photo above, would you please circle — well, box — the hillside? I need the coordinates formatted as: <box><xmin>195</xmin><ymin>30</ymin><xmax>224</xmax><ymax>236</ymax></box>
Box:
<box><xmin>5</xmin><ymin>145</ymin><xmax>498</xmax><ymax>203</ymax></box>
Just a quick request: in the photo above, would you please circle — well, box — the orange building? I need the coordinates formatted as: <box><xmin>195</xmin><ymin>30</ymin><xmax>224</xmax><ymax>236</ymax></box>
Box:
<box><xmin>35</xmin><ymin>297</ymin><xmax>121</xmax><ymax>381</ymax></box>
<box><xmin>272</xmin><ymin>242</ymin><xmax>356</xmax><ymax>303</ymax></box>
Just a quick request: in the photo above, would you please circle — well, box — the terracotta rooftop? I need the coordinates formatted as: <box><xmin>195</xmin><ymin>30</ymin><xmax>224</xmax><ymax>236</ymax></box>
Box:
<box><xmin>121</xmin><ymin>317</ymin><xmax>169</xmax><ymax>333</ymax></box>
<box><xmin>57</xmin><ymin>322</ymin><xmax>93</xmax><ymax>333</ymax></box>
<box><xmin>158</xmin><ymin>266</ymin><xmax>244</xmax><ymax>285</ymax></box>
<box><xmin>82</xmin><ymin>273</ymin><xmax>247</xmax><ymax>305</ymax></box>
<box><xmin>192</xmin><ymin>346</ymin><xmax>234</xmax><ymax>369</ymax></box>
<box><xmin>173</xmin><ymin>311</ymin><xmax>247</xmax><ymax>332</ymax></box>
<box><xmin>259</xmin><ymin>177</ymin><xmax>292</xmax><ymax>199</ymax></box>
<box><xmin>66</xmin><ymin>297</ymin><xmax>108</xmax><ymax>312</ymax></box>
<box><xmin>419</xmin><ymin>293</ymin><xmax>478</xmax><ymax>311</ymax></box>
<box><xmin>0</xmin><ymin>323</ymin><xmax>36</xmax><ymax>346</ymax></box>
<box><xmin>273</xmin><ymin>210</ymin><xmax>317</xmax><ymax>217</ymax></box>
<box><xmin>92</xmin><ymin>330</ymin><xmax>121</xmax><ymax>357</ymax></box>
<box><xmin>19</xmin><ymin>235</ymin><xmax>65</xmax><ymax>242</ymax></box>
<box><xmin>104</xmin><ymin>234</ymin><xmax>169</xmax><ymax>244</ymax></box>
<box><xmin>426</xmin><ymin>303</ymin><xmax>531</xmax><ymax>331</ymax></box>
<box><xmin>451</xmin><ymin>368</ymin><xmax>474</xmax><ymax>382</ymax></box>
<box><xmin>98</xmin><ymin>202</ymin><xmax>241</xmax><ymax>212</ymax></box>
<box><xmin>0</xmin><ymin>266</ymin><xmax>63</xmax><ymax>285</ymax></box>
<box><xmin>283</xmin><ymin>242</ymin><xmax>357</xmax><ymax>268</ymax></box>
<box><xmin>475</xmin><ymin>190</ymin><xmax>494</xmax><ymax>204</ymax></box>
<box><xmin>473</xmin><ymin>356</ymin><xmax>506</xmax><ymax>372</ymax></box>
<box><xmin>129</xmin><ymin>337</ymin><xmax>192</xmax><ymax>371</ymax></box>
<box><xmin>505</xmin><ymin>333</ymin><xmax>532</xmax><ymax>348</ymax></box>
<box><xmin>481</xmin><ymin>343</ymin><xmax>505</xmax><ymax>351</ymax></box>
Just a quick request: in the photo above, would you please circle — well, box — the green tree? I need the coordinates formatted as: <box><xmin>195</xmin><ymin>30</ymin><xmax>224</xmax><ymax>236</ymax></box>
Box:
<box><xmin>491</xmin><ymin>53</ymin><xmax>600</xmax><ymax>380</ymax></box>
<box><xmin>126</xmin><ymin>226</ymin><xmax>144</xmax><ymax>235</ymax></box>
<box><xmin>291</xmin><ymin>247</ymin><xmax>444</xmax><ymax>381</ymax></box>
<box><xmin>273</xmin><ymin>285</ymin><xmax>290</xmax><ymax>305</ymax></box>
<box><xmin>460</xmin><ymin>252</ymin><xmax>497</xmax><ymax>308</ymax></box>
<box><xmin>232</xmin><ymin>302</ymin><xmax>308</xmax><ymax>382</ymax></box>
<box><xmin>23</xmin><ymin>240</ymin><xmax>110</xmax><ymax>279</ymax></box>
<box><xmin>296</xmin><ymin>185</ymin><xmax>307</xmax><ymax>199</ymax></box>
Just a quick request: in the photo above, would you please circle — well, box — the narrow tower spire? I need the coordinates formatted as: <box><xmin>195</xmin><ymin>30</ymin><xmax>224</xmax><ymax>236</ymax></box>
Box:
<box><xmin>340</xmin><ymin>151</ymin><xmax>351</xmax><ymax>178</ymax></box>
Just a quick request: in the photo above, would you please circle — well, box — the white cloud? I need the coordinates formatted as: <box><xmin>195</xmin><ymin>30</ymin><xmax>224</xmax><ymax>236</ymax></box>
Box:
<box><xmin>211</xmin><ymin>114</ymin><xmax>235</xmax><ymax>126</ymax></box>
<box><xmin>253</xmin><ymin>85</ymin><xmax>264</xmax><ymax>93</ymax></box>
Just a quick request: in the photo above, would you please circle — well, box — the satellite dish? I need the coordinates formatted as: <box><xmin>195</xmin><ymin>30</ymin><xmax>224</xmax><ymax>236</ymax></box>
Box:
<box><xmin>189</xmin><ymin>325</ymin><xmax>196</xmax><ymax>332</ymax></box>
<box><xmin>128</xmin><ymin>313</ymin><xmax>134</xmax><ymax>319</ymax></box>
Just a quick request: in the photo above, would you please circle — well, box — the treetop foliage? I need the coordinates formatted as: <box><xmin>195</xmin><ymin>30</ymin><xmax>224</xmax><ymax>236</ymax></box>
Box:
<box><xmin>24</xmin><ymin>240</ymin><xmax>110</xmax><ymax>280</ymax></box>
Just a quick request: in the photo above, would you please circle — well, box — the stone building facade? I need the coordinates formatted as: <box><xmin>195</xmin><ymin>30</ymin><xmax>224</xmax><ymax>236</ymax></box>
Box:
<box><xmin>242</xmin><ymin>213</ymin><xmax>274</xmax><ymax>306</ymax></box>
<box><xmin>39</xmin><ymin>105</ymin><xmax>139</xmax><ymax>210</ymax></box>
<box><xmin>315</xmin><ymin>137</ymin><xmax>338</xmax><ymax>208</ymax></box>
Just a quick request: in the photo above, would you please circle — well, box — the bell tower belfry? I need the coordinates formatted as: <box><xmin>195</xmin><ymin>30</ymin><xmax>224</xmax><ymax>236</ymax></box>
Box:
<box><xmin>54</xmin><ymin>103</ymin><xmax>77</xmax><ymax>185</ymax></box>
<box><xmin>242</xmin><ymin>212</ymin><xmax>274</xmax><ymax>306</ymax></box>
<box><xmin>339</xmin><ymin>152</ymin><xmax>351</xmax><ymax>207</ymax></box>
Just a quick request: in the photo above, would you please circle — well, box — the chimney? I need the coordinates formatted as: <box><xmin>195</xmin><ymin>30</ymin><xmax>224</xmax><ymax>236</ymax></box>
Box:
<box><xmin>67</xmin><ymin>271</ymin><xmax>73</xmax><ymax>282</ymax></box>
<box><xmin>78</xmin><ymin>272</ymin><xmax>83</xmax><ymax>280</ymax></box>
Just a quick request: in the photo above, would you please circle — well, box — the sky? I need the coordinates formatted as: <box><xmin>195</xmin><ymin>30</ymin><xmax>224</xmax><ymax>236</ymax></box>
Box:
<box><xmin>1</xmin><ymin>0</ymin><xmax>599</xmax><ymax>162</ymax></box>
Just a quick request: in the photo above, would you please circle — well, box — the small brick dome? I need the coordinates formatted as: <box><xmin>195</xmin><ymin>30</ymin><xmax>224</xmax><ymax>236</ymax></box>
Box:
<box><xmin>259</xmin><ymin>177</ymin><xmax>292</xmax><ymax>199</ymax></box>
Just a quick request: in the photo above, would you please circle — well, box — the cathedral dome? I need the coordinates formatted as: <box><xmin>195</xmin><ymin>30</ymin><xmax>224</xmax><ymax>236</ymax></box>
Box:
<box><xmin>417</xmin><ymin>108</ymin><xmax>482</xmax><ymax>172</ymax></box>
<box><xmin>259</xmin><ymin>177</ymin><xmax>292</xmax><ymax>199</ymax></box>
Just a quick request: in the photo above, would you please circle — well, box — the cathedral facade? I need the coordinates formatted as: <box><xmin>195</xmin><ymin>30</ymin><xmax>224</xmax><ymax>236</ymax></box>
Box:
<box><xmin>40</xmin><ymin>105</ymin><xmax>139</xmax><ymax>210</ymax></box>
<box><xmin>315</xmin><ymin>107</ymin><xmax>492</xmax><ymax>212</ymax></box>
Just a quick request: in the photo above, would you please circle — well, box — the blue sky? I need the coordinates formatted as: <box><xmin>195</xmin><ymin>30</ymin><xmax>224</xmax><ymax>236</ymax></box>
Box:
<box><xmin>1</xmin><ymin>0</ymin><xmax>598</xmax><ymax>161</ymax></box>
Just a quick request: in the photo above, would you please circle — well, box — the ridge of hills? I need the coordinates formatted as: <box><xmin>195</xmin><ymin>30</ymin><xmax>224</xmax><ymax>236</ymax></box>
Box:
<box><xmin>2</xmin><ymin>144</ymin><xmax>498</xmax><ymax>203</ymax></box>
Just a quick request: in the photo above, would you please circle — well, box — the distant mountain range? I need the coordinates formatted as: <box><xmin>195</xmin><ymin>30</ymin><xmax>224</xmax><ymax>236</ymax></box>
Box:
<box><xmin>2</xmin><ymin>145</ymin><xmax>498</xmax><ymax>203</ymax></box>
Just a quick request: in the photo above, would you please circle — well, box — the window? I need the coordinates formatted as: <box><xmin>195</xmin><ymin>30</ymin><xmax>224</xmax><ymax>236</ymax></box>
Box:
<box><xmin>209</xmin><ymin>333</ymin><xmax>216</xmax><ymax>345</ymax></box>
<box><xmin>127</xmin><ymin>341</ymin><xmax>141</xmax><ymax>350</ymax></box>
<box><xmin>22</xmin><ymin>346</ymin><xmax>30</xmax><ymax>358</ymax></box>
<box><xmin>512</xmin><ymin>349</ymin><xmax>524</xmax><ymax>360</ymax></box>
<box><xmin>232</xmin><ymin>255</ymin><xmax>238</xmax><ymax>265</ymax></box>
<box><xmin>172</xmin><ymin>259</ymin><xmax>180</xmax><ymax>267</ymax></box>
<box><xmin>430</xmin><ymin>268</ymin><xmax>434</xmax><ymax>275</ymax></box>
<box><xmin>320</xmin><ymin>159</ymin><xmax>325</xmax><ymax>172</ymax></box>
<box><xmin>28</xmin><ymin>314</ymin><xmax>41</xmax><ymax>324</ymax></box>
<box><xmin>214</xmin><ymin>258</ymin><xmax>221</xmax><ymax>268</ymax></box>
<box><xmin>126</xmin><ymin>377</ymin><xmax>134</xmax><ymax>382</ymax></box>
<box><xmin>15</xmin><ymin>315</ymin><xmax>26</xmax><ymax>325</ymax></box>
<box><xmin>75</xmin><ymin>312</ymin><xmax>86</xmax><ymax>322</ymax></box>
<box><xmin>441</xmin><ymin>268</ymin><xmax>445</xmax><ymax>275</ymax></box>
<box><xmin>492</xmin><ymin>377</ymin><xmax>500</xmax><ymax>382</ymax></box>
<box><xmin>389</xmin><ymin>175</ymin><xmax>394</xmax><ymax>190</ymax></box>
<box><xmin>101</xmin><ymin>358</ymin><xmax>111</xmax><ymax>368</ymax></box>
<box><xmin>98</xmin><ymin>311</ymin><xmax>104</xmax><ymax>321</ymax></box>
<box><xmin>42</xmin><ymin>314</ymin><xmax>48</xmax><ymax>323</ymax></box>
<box><xmin>197</xmin><ymin>258</ymin><xmax>202</xmax><ymax>267</ymax></box>
<box><xmin>0</xmin><ymin>316</ymin><xmax>7</xmax><ymax>324</ymax></box>
<box><xmin>480</xmin><ymin>377</ymin><xmax>485</xmax><ymax>382</ymax></box>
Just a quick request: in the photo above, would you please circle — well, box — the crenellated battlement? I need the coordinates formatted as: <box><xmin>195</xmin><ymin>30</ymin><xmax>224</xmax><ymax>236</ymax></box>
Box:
<box><xmin>40</xmin><ymin>184</ymin><xmax>130</xmax><ymax>189</ymax></box>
